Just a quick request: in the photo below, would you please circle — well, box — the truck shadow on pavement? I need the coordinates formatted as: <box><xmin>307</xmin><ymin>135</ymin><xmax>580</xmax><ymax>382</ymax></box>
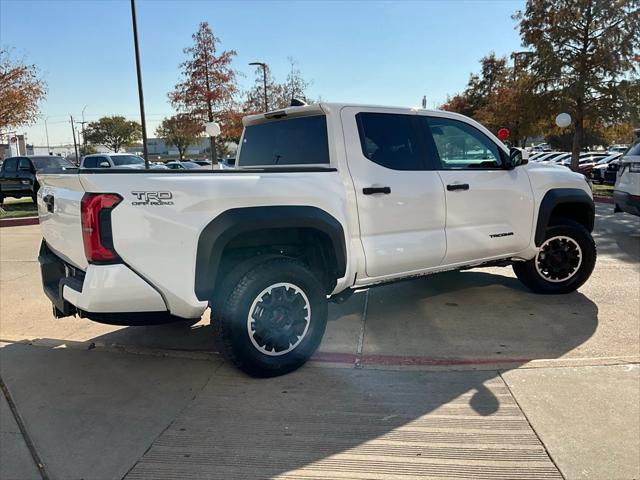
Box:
<box><xmin>1</xmin><ymin>269</ymin><xmax>599</xmax><ymax>479</ymax></box>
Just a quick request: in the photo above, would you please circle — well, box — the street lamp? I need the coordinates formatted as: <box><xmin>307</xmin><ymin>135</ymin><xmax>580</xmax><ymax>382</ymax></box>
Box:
<box><xmin>130</xmin><ymin>0</ymin><xmax>149</xmax><ymax>168</ymax></box>
<box><xmin>249</xmin><ymin>62</ymin><xmax>268</xmax><ymax>112</ymax></box>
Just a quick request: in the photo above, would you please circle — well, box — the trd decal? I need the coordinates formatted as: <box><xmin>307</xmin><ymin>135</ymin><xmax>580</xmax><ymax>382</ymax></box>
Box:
<box><xmin>131</xmin><ymin>191</ymin><xmax>174</xmax><ymax>206</ymax></box>
<box><xmin>489</xmin><ymin>232</ymin><xmax>514</xmax><ymax>238</ymax></box>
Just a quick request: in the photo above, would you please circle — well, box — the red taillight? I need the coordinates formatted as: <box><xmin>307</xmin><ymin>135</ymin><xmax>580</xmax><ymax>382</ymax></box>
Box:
<box><xmin>81</xmin><ymin>193</ymin><xmax>122</xmax><ymax>262</ymax></box>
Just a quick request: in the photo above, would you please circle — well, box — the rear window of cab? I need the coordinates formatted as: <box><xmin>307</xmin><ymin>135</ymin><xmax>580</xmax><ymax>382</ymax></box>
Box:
<box><xmin>238</xmin><ymin>115</ymin><xmax>330</xmax><ymax>167</ymax></box>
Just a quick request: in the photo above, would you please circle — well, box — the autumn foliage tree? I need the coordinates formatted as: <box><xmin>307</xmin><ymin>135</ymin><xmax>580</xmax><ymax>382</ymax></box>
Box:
<box><xmin>441</xmin><ymin>53</ymin><xmax>545</xmax><ymax>146</ymax></box>
<box><xmin>0</xmin><ymin>48</ymin><xmax>47</xmax><ymax>140</ymax></box>
<box><xmin>155</xmin><ymin>114</ymin><xmax>204</xmax><ymax>159</ymax></box>
<box><xmin>84</xmin><ymin>116</ymin><xmax>142</xmax><ymax>152</ymax></box>
<box><xmin>516</xmin><ymin>0</ymin><xmax>640</xmax><ymax>170</ymax></box>
<box><xmin>170</xmin><ymin>22</ymin><xmax>238</xmax><ymax>161</ymax></box>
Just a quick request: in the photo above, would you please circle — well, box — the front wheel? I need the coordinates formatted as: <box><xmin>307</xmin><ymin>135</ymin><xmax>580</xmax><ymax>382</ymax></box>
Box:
<box><xmin>213</xmin><ymin>257</ymin><xmax>328</xmax><ymax>377</ymax></box>
<box><xmin>513</xmin><ymin>219</ymin><xmax>596</xmax><ymax>294</ymax></box>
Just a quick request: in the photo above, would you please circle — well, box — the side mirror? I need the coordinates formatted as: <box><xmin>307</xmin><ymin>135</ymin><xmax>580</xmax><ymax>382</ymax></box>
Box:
<box><xmin>99</xmin><ymin>161</ymin><xmax>111</xmax><ymax>168</ymax></box>
<box><xmin>505</xmin><ymin>147</ymin><xmax>528</xmax><ymax>170</ymax></box>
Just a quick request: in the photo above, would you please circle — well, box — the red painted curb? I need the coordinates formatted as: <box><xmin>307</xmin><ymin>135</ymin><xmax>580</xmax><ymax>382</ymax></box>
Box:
<box><xmin>311</xmin><ymin>351</ymin><xmax>532</xmax><ymax>367</ymax></box>
<box><xmin>593</xmin><ymin>196</ymin><xmax>614</xmax><ymax>204</ymax></box>
<box><xmin>0</xmin><ymin>216</ymin><xmax>39</xmax><ymax>227</ymax></box>
<box><xmin>361</xmin><ymin>354</ymin><xmax>531</xmax><ymax>367</ymax></box>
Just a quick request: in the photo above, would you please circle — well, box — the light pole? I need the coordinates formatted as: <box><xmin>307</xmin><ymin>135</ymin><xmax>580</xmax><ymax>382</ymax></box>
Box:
<box><xmin>130</xmin><ymin>0</ymin><xmax>149</xmax><ymax>168</ymax></box>
<box><xmin>511</xmin><ymin>51</ymin><xmax>534</xmax><ymax>80</ymax></box>
<box><xmin>44</xmin><ymin>116</ymin><xmax>51</xmax><ymax>154</ymax></box>
<box><xmin>249</xmin><ymin>62</ymin><xmax>268</xmax><ymax>112</ymax></box>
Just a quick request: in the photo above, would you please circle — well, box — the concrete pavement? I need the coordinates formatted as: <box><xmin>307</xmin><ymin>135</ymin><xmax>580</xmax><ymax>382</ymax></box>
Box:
<box><xmin>0</xmin><ymin>204</ymin><xmax>638</xmax><ymax>479</ymax></box>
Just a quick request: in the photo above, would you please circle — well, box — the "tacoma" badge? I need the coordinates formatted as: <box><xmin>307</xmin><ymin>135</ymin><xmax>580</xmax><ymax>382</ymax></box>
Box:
<box><xmin>489</xmin><ymin>232</ymin><xmax>514</xmax><ymax>238</ymax></box>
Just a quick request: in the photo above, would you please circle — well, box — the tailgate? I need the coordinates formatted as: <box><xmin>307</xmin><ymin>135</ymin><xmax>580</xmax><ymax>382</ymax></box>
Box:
<box><xmin>37</xmin><ymin>172</ymin><xmax>88</xmax><ymax>269</ymax></box>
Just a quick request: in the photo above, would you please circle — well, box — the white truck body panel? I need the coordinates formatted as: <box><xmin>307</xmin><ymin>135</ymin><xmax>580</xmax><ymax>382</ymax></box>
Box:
<box><xmin>63</xmin><ymin>263</ymin><xmax>166</xmax><ymax>313</ymax></box>
<box><xmin>36</xmin><ymin>102</ymin><xmax>593</xmax><ymax>321</ymax></box>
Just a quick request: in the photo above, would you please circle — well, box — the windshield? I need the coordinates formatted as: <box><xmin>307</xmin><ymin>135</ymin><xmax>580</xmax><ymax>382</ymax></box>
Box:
<box><xmin>31</xmin><ymin>156</ymin><xmax>75</xmax><ymax>170</ymax></box>
<box><xmin>111</xmin><ymin>155</ymin><xmax>145</xmax><ymax>166</ymax></box>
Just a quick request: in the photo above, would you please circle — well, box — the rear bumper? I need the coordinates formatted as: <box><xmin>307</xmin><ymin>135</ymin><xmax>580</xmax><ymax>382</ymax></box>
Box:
<box><xmin>38</xmin><ymin>241</ymin><xmax>195</xmax><ymax>324</ymax></box>
<box><xmin>613</xmin><ymin>190</ymin><xmax>640</xmax><ymax>217</ymax></box>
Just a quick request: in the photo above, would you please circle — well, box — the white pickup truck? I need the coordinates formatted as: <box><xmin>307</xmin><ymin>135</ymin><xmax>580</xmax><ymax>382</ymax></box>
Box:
<box><xmin>37</xmin><ymin>103</ymin><xmax>596</xmax><ymax>376</ymax></box>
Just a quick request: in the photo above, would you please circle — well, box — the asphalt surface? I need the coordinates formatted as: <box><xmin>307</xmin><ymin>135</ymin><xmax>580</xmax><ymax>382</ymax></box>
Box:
<box><xmin>0</xmin><ymin>203</ymin><xmax>638</xmax><ymax>479</ymax></box>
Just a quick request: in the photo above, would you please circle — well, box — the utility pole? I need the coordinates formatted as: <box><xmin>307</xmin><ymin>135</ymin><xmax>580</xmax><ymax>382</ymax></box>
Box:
<box><xmin>70</xmin><ymin>115</ymin><xmax>79</xmax><ymax>164</ymax></box>
<box><xmin>44</xmin><ymin>117</ymin><xmax>51</xmax><ymax>154</ymax></box>
<box><xmin>130</xmin><ymin>0</ymin><xmax>149</xmax><ymax>168</ymax></box>
<box><xmin>79</xmin><ymin>105</ymin><xmax>88</xmax><ymax>153</ymax></box>
<box><xmin>249</xmin><ymin>62</ymin><xmax>268</xmax><ymax>112</ymax></box>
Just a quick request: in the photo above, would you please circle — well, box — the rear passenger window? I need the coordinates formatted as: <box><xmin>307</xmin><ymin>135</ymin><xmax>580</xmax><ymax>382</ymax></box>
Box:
<box><xmin>239</xmin><ymin>115</ymin><xmax>329</xmax><ymax>166</ymax></box>
<box><xmin>356</xmin><ymin>113</ymin><xmax>424</xmax><ymax>170</ymax></box>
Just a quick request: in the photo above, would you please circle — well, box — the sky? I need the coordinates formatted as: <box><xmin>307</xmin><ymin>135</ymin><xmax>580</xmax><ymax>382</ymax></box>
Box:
<box><xmin>1</xmin><ymin>0</ymin><xmax>525</xmax><ymax>147</ymax></box>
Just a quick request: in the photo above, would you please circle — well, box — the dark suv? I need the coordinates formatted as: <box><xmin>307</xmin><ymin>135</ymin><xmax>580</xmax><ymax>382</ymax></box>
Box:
<box><xmin>0</xmin><ymin>155</ymin><xmax>75</xmax><ymax>203</ymax></box>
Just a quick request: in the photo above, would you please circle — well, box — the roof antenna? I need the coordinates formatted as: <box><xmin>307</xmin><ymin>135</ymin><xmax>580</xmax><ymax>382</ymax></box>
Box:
<box><xmin>290</xmin><ymin>98</ymin><xmax>308</xmax><ymax>107</ymax></box>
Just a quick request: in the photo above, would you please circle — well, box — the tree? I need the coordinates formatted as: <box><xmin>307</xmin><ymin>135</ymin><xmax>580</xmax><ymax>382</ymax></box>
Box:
<box><xmin>243</xmin><ymin>58</ymin><xmax>313</xmax><ymax>113</ymax></box>
<box><xmin>84</xmin><ymin>116</ymin><xmax>142</xmax><ymax>152</ymax></box>
<box><xmin>155</xmin><ymin>114</ymin><xmax>204</xmax><ymax>159</ymax></box>
<box><xmin>244</xmin><ymin>63</ymin><xmax>286</xmax><ymax>113</ymax></box>
<box><xmin>283</xmin><ymin>57</ymin><xmax>312</xmax><ymax>104</ymax></box>
<box><xmin>440</xmin><ymin>53</ymin><xmax>545</xmax><ymax>146</ymax></box>
<box><xmin>170</xmin><ymin>22</ymin><xmax>238</xmax><ymax>162</ymax></box>
<box><xmin>0</xmin><ymin>48</ymin><xmax>47</xmax><ymax>131</ymax></box>
<box><xmin>516</xmin><ymin>0</ymin><xmax>640</xmax><ymax>170</ymax></box>
<box><xmin>79</xmin><ymin>144</ymin><xmax>97</xmax><ymax>156</ymax></box>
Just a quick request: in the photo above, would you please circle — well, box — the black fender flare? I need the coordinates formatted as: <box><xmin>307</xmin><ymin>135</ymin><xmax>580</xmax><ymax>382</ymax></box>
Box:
<box><xmin>535</xmin><ymin>188</ymin><xmax>595</xmax><ymax>246</ymax></box>
<box><xmin>194</xmin><ymin>206</ymin><xmax>347</xmax><ymax>301</ymax></box>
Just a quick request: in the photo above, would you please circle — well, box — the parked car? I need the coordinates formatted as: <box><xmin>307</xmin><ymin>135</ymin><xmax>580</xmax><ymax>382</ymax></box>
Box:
<box><xmin>533</xmin><ymin>152</ymin><xmax>566</xmax><ymax>163</ymax></box>
<box><xmin>614</xmin><ymin>140</ymin><xmax>640</xmax><ymax>216</ymax></box>
<box><xmin>607</xmin><ymin>144</ymin><xmax>629</xmax><ymax>155</ymax></box>
<box><xmin>36</xmin><ymin>103</ymin><xmax>596</xmax><ymax>377</ymax></box>
<box><xmin>556</xmin><ymin>153</ymin><xmax>610</xmax><ymax>177</ymax></box>
<box><xmin>530</xmin><ymin>143</ymin><xmax>551</xmax><ymax>152</ymax></box>
<box><xmin>165</xmin><ymin>161</ymin><xmax>201</xmax><ymax>170</ymax></box>
<box><xmin>590</xmin><ymin>153</ymin><xmax>623</xmax><ymax>184</ymax></box>
<box><xmin>218</xmin><ymin>157</ymin><xmax>236</xmax><ymax>169</ymax></box>
<box><xmin>81</xmin><ymin>154</ymin><xmax>171</xmax><ymax>170</ymax></box>
<box><xmin>189</xmin><ymin>159</ymin><xmax>213</xmax><ymax>167</ymax></box>
<box><xmin>1</xmin><ymin>155</ymin><xmax>75</xmax><ymax>203</ymax></box>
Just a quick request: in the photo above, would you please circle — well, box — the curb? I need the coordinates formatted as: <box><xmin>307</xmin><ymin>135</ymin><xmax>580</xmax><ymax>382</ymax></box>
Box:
<box><xmin>0</xmin><ymin>216</ymin><xmax>39</xmax><ymax>228</ymax></box>
<box><xmin>2</xmin><ymin>337</ymin><xmax>638</xmax><ymax>372</ymax></box>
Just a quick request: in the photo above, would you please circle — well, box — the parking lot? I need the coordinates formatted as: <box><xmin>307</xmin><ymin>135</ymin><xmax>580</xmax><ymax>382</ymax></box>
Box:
<box><xmin>1</xmin><ymin>202</ymin><xmax>639</xmax><ymax>479</ymax></box>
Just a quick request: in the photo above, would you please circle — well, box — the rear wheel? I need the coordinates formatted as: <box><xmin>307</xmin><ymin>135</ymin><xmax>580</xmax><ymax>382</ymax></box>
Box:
<box><xmin>514</xmin><ymin>219</ymin><xmax>596</xmax><ymax>294</ymax></box>
<box><xmin>213</xmin><ymin>257</ymin><xmax>327</xmax><ymax>377</ymax></box>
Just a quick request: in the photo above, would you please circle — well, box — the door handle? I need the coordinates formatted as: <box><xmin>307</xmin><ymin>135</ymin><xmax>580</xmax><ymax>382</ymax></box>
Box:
<box><xmin>43</xmin><ymin>194</ymin><xmax>54</xmax><ymax>212</ymax></box>
<box><xmin>446</xmin><ymin>183</ymin><xmax>469</xmax><ymax>191</ymax></box>
<box><xmin>363</xmin><ymin>186</ymin><xmax>391</xmax><ymax>195</ymax></box>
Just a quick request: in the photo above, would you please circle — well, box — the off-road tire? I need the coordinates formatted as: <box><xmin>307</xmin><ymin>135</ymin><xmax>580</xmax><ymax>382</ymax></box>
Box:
<box><xmin>513</xmin><ymin>218</ymin><xmax>596</xmax><ymax>294</ymax></box>
<box><xmin>213</xmin><ymin>257</ymin><xmax>327</xmax><ymax>377</ymax></box>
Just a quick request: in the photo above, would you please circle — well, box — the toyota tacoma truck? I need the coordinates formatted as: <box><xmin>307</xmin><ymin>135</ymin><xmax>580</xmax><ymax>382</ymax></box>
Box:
<box><xmin>36</xmin><ymin>103</ymin><xmax>596</xmax><ymax>377</ymax></box>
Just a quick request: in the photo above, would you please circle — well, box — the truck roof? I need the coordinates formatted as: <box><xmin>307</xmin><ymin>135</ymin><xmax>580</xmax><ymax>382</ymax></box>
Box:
<box><xmin>242</xmin><ymin>102</ymin><xmax>457</xmax><ymax>126</ymax></box>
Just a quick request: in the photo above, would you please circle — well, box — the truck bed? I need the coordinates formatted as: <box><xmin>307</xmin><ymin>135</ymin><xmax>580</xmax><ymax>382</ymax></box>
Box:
<box><xmin>37</xmin><ymin>167</ymin><xmax>348</xmax><ymax>319</ymax></box>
